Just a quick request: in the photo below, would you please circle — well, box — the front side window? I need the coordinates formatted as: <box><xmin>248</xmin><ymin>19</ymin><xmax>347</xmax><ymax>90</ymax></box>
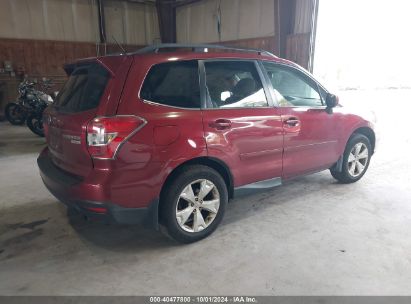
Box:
<box><xmin>262</xmin><ymin>62</ymin><xmax>323</xmax><ymax>107</ymax></box>
<box><xmin>140</xmin><ymin>60</ymin><xmax>200</xmax><ymax>108</ymax></box>
<box><xmin>204</xmin><ymin>61</ymin><xmax>269</xmax><ymax>109</ymax></box>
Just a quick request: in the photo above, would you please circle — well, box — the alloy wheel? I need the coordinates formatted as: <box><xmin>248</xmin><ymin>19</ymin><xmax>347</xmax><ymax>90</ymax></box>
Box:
<box><xmin>347</xmin><ymin>142</ymin><xmax>369</xmax><ymax>177</ymax></box>
<box><xmin>175</xmin><ymin>179</ymin><xmax>220</xmax><ymax>233</ymax></box>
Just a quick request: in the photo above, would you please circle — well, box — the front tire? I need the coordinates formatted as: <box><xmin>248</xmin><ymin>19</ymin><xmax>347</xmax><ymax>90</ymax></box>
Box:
<box><xmin>26</xmin><ymin>114</ymin><xmax>44</xmax><ymax>137</ymax></box>
<box><xmin>330</xmin><ymin>133</ymin><xmax>371</xmax><ymax>183</ymax></box>
<box><xmin>160</xmin><ymin>165</ymin><xmax>228</xmax><ymax>243</ymax></box>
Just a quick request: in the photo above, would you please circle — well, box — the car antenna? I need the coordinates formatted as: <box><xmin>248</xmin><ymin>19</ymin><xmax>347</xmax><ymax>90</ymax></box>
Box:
<box><xmin>112</xmin><ymin>35</ymin><xmax>126</xmax><ymax>54</ymax></box>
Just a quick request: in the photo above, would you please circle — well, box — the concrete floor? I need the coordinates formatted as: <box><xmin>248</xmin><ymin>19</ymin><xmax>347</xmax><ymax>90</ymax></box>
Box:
<box><xmin>0</xmin><ymin>89</ymin><xmax>410</xmax><ymax>295</ymax></box>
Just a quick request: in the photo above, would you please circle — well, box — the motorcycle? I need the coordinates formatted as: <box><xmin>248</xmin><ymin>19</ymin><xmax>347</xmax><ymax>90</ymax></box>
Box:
<box><xmin>4</xmin><ymin>80</ymin><xmax>36</xmax><ymax>125</ymax></box>
<box><xmin>4</xmin><ymin>78</ymin><xmax>54</xmax><ymax>137</ymax></box>
<box><xmin>26</xmin><ymin>92</ymin><xmax>54</xmax><ymax>137</ymax></box>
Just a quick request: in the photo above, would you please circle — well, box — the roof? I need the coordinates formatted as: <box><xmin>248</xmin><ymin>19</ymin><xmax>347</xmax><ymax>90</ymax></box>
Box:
<box><xmin>65</xmin><ymin>43</ymin><xmax>298</xmax><ymax>74</ymax></box>
<box><xmin>127</xmin><ymin>43</ymin><xmax>295</xmax><ymax>65</ymax></box>
<box><xmin>130</xmin><ymin>43</ymin><xmax>277</xmax><ymax>58</ymax></box>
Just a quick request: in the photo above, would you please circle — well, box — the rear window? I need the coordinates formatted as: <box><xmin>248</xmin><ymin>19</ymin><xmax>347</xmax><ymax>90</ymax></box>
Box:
<box><xmin>54</xmin><ymin>63</ymin><xmax>110</xmax><ymax>112</ymax></box>
<box><xmin>140</xmin><ymin>61</ymin><xmax>200</xmax><ymax>108</ymax></box>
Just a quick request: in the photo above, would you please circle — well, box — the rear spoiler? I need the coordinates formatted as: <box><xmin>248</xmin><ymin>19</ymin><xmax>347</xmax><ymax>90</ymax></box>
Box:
<box><xmin>63</xmin><ymin>56</ymin><xmax>126</xmax><ymax>76</ymax></box>
<box><xmin>63</xmin><ymin>63</ymin><xmax>76</xmax><ymax>76</ymax></box>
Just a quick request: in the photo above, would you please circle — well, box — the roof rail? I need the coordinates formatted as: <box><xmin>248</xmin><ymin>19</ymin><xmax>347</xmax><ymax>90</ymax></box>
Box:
<box><xmin>131</xmin><ymin>43</ymin><xmax>277</xmax><ymax>58</ymax></box>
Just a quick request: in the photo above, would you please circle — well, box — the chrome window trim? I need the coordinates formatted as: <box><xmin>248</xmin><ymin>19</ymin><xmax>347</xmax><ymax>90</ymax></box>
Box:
<box><xmin>141</xmin><ymin>99</ymin><xmax>202</xmax><ymax>110</ymax></box>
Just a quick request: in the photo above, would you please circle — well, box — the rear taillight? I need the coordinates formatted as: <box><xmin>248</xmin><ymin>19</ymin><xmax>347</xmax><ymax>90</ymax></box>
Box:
<box><xmin>86</xmin><ymin>115</ymin><xmax>146</xmax><ymax>159</ymax></box>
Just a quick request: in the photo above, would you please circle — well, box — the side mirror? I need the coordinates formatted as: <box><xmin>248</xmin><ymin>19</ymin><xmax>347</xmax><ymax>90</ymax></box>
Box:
<box><xmin>326</xmin><ymin>93</ymin><xmax>339</xmax><ymax>108</ymax></box>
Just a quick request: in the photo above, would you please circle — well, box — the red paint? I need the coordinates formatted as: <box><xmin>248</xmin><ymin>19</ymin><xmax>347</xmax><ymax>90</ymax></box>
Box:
<box><xmin>39</xmin><ymin>50</ymin><xmax>376</xmax><ymax>217</ymax></box>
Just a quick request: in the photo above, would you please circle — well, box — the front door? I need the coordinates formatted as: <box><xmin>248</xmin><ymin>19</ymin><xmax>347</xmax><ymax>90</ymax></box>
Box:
<box><xmin>261</xmin><ymin>61</ymin><xmax>341</xmax><ymax>179</ymax></box>
<box><xmin>201</xmin><ymin>60</ymin><xmax>284</xmax><ymax>187</ymax></box>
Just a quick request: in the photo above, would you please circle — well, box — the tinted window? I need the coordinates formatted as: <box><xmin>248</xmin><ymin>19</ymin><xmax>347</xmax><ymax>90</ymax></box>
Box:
<box><xmin>262</xmin><ymin>62</ymin><xmax>323</xmax><ymax>107</ymax></box>
<box><xmin>204</xmin><ymin>61</ymin><xmax>268</xmax><ymax>109</ymax></box>
<box><xmin>140</xmin><ymin>61</ymin><xmax>200</xmax><ymax>108</ymax></box>
<box><xmin>55</xmin><ymin>63</ymin><xmax>109</xmax><ymax>112</ymax></box>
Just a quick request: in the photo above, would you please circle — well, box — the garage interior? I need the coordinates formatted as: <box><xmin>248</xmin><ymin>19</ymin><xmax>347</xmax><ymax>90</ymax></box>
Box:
<box><xmin>0</xmin><ymin>0</ymin><xmax>411</xmax><ymax>296</ymax></box>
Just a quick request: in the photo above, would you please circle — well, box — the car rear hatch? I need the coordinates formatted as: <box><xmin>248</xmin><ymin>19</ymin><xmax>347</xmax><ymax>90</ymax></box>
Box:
<box><xmin>45</xmin><ymin>55</ymin><xmax>133</xmax><ymax>177</ymax></box>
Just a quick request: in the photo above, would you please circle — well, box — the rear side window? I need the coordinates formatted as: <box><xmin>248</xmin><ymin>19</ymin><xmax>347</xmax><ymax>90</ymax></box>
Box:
<box><xmin>55</xmin><ymin>63</ymin><xmax>109</xmax><ymax>112</ymax></box>
<box><xmin>140</xmin><ymin>61</ymin><xmax>200</xmax><ymax>108</ymax></box>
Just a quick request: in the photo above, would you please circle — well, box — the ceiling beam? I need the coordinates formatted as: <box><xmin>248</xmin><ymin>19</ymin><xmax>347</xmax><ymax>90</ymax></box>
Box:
<box><xmin>274</xmin><ymin>0</ymin><xmax>296</xmax><ymax>57</ymax></box>
<box><xmin>156</xmin><ymin>0</ymin><xmax>177</xmax><ymax>43</ymax></box>
<box><xmin>96</xmin><ymin>0</ymin><xmax>107</xmax><ymax>44</ymax></box>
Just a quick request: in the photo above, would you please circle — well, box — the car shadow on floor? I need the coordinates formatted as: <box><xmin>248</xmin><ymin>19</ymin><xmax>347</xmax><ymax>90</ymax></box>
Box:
<box><xmin>67</xmin><ymin>172</ymin><xmax>341</xmax><ymax>249</ymax></box>
<box><xmin>67</xmin><ymin>209</ymin><xmax>177</xmax><ymax>251</ymax></box>
<box><xmin>0</xmin><ymin>172</ymin><xmax>344</xmax><ymax>258</ymax></box>
<box><xmin>221</xmin><ymin>172</ymin><xmax>344</xmax><ymax>226</ymax></box>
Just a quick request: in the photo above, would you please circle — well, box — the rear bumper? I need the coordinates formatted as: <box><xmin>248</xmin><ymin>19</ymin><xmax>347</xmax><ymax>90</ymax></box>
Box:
<box><xmin>37</xmin><ymin>149</ymin><xmax>159</xmax><ymax>228</ymax></box>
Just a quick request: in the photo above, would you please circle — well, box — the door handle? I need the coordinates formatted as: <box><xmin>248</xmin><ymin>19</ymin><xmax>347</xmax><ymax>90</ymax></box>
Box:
<box><xmin>284</xmin><ymin>117</ymin><xmax>300</xmax><ymax>127</ymax></box>
<box><xmin>209</xmin><ymin>119</ymin><xmax>232</xmax><ymax>130</ymax></box>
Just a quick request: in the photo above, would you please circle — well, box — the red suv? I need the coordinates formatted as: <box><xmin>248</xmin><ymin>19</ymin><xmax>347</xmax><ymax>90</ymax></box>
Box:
<box><xmin>38</xmin><ymin>44</ymin><xmax>376</xmax><ymax>243</ymax></box>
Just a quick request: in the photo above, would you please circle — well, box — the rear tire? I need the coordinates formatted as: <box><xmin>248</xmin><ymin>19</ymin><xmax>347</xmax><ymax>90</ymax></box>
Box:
<box><xmin>160</xmin><ymin>165</ymin><xmax>228</xmax><ymax>243</ymax></box>
<box><xmin>5</xmin><ymin>103</ymin><xmax>27</xmax><ymax>125</ymax></box>
<box><xmin>330</xmin><ymin>133</ymin><xmax>371</xmax><ymax>183</ymax></box>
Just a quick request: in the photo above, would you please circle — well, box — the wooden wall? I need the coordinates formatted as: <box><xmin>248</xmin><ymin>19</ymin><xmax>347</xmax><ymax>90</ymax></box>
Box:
<box><xmin>0</xmin><ymin>34</ymin><xmax>311</xmax><ymax>115</ymax></box>
<box><xmin>0</xmin><ymin>38</ymin><xmax>143</xmax><ymax>76</ymax></box>
<box><xmin>0</xmin><ymin>38</ymin><xmax>144</xmax><ymax>114</ymax></box>
<box><xmin>212</xmin><ymin>34</ymin><xmax>311</xmax><ymax>71</ymax></box>
<box><xmin>286</xmin><ymin>33</ymin><xmax>311</xmax><ymax>69</ymax></box>
<box><xmin>214</xmin><ymin>36</ymin><xmax>276</xmax><ymax>54</ymax></box>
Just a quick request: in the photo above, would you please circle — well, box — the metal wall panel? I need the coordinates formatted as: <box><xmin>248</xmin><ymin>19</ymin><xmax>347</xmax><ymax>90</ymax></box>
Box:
<box><xmin>0</xmin><ymin>0</ymin><xmax>96</xmax><ymax>42</ymax></box>
<box><xmin>104</xmin><ymin>0</ymin><xmax>160</xmax><ymax>45</ymax></box>
<box><xmin>0</xmin><ymin>0</ymin><xmax>159</xmax><ymax>44</ymax></box>
<box><xmin>293</xmin><ymin>0</ymin><xmax>313</xmax><ymax>34</ymax></box>
<box><xmin>176</xmin><ymin>0</ymin><xmax>275</xmax><ymax>43</ymax></box>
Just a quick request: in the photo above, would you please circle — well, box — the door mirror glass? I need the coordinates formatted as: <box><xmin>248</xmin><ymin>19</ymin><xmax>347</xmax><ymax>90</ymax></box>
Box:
<box><xmin>326</xmin><ymin>93</ymin><xmax>339</xmax><ymax>108</ymax></box>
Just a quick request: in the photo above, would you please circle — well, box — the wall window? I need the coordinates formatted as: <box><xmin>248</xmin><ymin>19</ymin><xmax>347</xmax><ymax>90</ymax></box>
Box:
<box><xmin>262</xmin><ymin>62</ymin><xmax>323</xmax><ymax>107</ymax></box>
<box><xmin>140</xmin><ymin>61</ymin><xmax>200</xmax><ymax>108</ymax></box>
<box><xmin>204</xmin><ymin>61</ymin><xmax>269</xmax><ymax>109</ymax></box>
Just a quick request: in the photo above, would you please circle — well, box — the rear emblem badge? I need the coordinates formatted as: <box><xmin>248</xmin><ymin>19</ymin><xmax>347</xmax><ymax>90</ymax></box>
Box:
<box><xmin>62</xmin><ymin>134</ymin><xmax>81</xmax><ymax>144</ymax></box>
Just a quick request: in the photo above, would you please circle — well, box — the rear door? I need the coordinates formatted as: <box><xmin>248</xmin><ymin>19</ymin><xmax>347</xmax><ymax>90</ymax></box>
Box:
<box><xmin>45</xmin><ymin>57</ymin><xmax>131</xmax><ymax>177</ymax></box>
<box><xmin>201</xmin><ymin>60</ymin><xmax>284</xmax><ymax>187</ymax></box>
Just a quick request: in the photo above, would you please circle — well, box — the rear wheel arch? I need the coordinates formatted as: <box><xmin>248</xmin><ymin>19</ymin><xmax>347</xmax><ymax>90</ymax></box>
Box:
<box><xmin>159</xmin><ymin>157</ymin><xmax>234</xmax><ymax>218</ymax></box>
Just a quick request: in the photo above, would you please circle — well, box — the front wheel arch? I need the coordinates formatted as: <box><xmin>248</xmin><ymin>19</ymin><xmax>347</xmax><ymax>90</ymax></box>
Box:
<box><xmin>332</xmin><ymin>127</ymin><xmax>375</xmax><ymax>173</ymax></box>
<box><xmin>352</xmin><ymin>127</ymin><xmax>376</xmax><ymax>155</ymax></box>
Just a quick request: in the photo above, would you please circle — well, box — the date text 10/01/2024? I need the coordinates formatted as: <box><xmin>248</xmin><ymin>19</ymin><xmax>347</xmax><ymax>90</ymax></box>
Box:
<box><xmin>149</xmin><ymin>297</ymin><xmax>257</xmax><ymax>303</ymax></box>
